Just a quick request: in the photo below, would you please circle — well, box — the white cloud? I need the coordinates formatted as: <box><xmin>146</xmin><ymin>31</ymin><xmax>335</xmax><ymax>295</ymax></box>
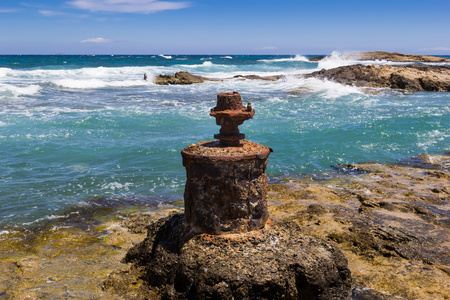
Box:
<box><xmin>39</xmin><ymin>10</ymin><xmax>66</xmax><ymax>16</ymax></box>
<box><xmin>0</xmin><ymin>9</ymin><xmax>18</xmax><ymax>13</ymax></box>
<box><xmin>68</xmin><ymin>0</ymin><xmax>190</xmax><ymax>14</ymax></box>
<box><xmin>80</xmin><ymin>37</ymin><xmax>113</xmax><ymax>43</ymax></box>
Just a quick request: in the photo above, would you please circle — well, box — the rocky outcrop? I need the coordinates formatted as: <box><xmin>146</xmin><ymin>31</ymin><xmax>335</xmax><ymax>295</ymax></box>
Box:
<box><xmin>310</xmin><ymin>51</ymin><xmax>450</xmax><ymax>62</ymax></box>
<box><xmin>153</xmin><ymin>72</ymin><xmax>284</xmax><ymax>85</ymax></box>
<box><xmin>268</xmin><ymin>153</ymin><xmax>450</xmax><ymax>299</ymax></box>
<box><xmin>153</xmin><ymin>71</ymin><xmax>283</xmax><ymax>85</ymax></box>
<box><xmin>305</xmin><ymin>64</ymin><xmax>450</xmax><ymax>91</ymax></box>
<box><xmin>125</xmin><ymin>214</ymin><xmax>352</xmax><ymax>300</ymax></box>
<box><xmin>154</xmin><ymin>71</ymin><xmax>211</xmax><ymax>85</ymax></box>
<box><xmin>232</xmin><ymin>74</ymin><xmax>283</xmax><ymax>81</ymax></box>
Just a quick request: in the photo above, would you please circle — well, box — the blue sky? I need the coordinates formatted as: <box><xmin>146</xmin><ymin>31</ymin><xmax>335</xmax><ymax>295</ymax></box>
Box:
<box><xmin>1</xmin><ymin>0</ymin><xmax>449</xmax><ymax>55</ymax></box>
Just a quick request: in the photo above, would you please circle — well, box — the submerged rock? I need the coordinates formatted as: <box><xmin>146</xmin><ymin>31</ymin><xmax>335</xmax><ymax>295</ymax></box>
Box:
<box><xmin>305</xmin><ymin>64</ymin><xmax>450</xmax><ymax>91</ymax></box>
<box><xmin>232</xmin><ymin>74</ymin><xmax>283</xmax><ymax>81</ymax></box>
<box><xmin>125</xmin><ymin>214</ymin><xmax>352</xmax><ymax>299</ymax></box>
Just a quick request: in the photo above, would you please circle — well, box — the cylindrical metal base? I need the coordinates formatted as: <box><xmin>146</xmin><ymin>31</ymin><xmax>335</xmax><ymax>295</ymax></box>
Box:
<box><xmin>181</xmin><ymin>140</ymin><xmax>272</xmax><ymax>234</ymax></box>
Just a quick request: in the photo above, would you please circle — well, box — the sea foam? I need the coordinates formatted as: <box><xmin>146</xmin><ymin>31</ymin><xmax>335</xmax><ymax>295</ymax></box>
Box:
<box><xmin>52</xmin><ymin>79</ymin><xmax>147</xmax><ymax>89</ymax></box>
<box><xmin>258</xmin><ymin>55</ymin><xmax>309</xmax><ymax>63</ymax></box>
<box><xmin>0</xmin><ymin>84</ymin><xmax>41</xmax><ymax>97</ymax></box>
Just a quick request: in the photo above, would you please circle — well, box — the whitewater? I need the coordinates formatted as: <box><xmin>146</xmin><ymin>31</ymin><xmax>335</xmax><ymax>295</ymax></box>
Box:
<box><xmin>1</xmin><ymin>54</ymin><xmax>449</xmax><ymax>226</ymax></box>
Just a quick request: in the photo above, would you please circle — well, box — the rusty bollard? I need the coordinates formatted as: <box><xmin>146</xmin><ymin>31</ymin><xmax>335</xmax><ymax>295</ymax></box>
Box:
<box><xmin>181</xmin><ymin>92</ymin><xmax>272</xmax><ymax>234</ymax></box>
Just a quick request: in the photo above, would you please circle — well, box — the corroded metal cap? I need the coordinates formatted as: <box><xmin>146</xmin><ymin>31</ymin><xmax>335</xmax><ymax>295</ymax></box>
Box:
<box><xmin>210</xmin><ymin>91</ymin><xmax>254</xmax><ymax>147</ymax></box>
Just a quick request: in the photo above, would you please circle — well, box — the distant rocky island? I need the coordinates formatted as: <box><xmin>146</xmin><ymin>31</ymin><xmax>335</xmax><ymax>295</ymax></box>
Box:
<box><xmin>305</xmin><ymin>51</ymin><xmax>450</xmax><ymax>92</ymax></box>
<box><xmin>309</xmin><ymin>51</ymin><xmax>450</xmax><ymax>62</ymax></box>
<box><xmin>154</xmin><ymin>51</ymin><xmax>450</xmax><ymax>92</ymax></box>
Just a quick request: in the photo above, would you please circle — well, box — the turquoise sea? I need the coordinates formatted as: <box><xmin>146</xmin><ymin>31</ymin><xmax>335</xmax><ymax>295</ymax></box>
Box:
<box><xmin>1</xmin><ymin>54</ymin><xmax>449</xmax><ymax>227</ymax></box>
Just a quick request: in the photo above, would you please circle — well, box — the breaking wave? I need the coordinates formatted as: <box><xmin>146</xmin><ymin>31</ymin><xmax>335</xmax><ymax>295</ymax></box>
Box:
<box><xmin>258</xmin><ymin>55</ymin><xmax>310</xmax><ymax>63</ymax></box>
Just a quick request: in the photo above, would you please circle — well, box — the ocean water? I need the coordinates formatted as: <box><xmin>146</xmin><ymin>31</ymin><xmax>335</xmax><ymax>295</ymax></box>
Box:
<box><xmin>1</xmin><ymin>53</ymin><xmax>449</xmax><ymax>226</ymax></box>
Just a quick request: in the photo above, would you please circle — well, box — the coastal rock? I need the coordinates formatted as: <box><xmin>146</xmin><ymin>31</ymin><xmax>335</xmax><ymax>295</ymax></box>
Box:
<box><xmin>125</xmin><ymin>214</ymin><xmax>352</xmax><ymax>299</ymax></box>
<box><xmin>309</xmin><ymin>51</ymin><xmax>450</xmax><ymax>62</ymax></box>
<box><xmin>269</xmin><ymin>153</ymin><xmax>450</xmax><ymax>299</ymax></box>
<box><xmin>154</xmin><ymin>71</ymin><xmax>211</xmax><ymax>85</ymax></box>
<box><xmin>153</xmin><ymin>71</ymin><xmax>284</xmax><ymax>85</ymax></box>
<box><xmin>2</xmin><ymin>153</ymin><xmax>449</xmax><ymax>299</ymax></box>
<box><xmin>288</xmin><ymin>87</ymin><xmax>314</xmax><ymax>94</ymax></box>
<box><xmin>305</xmin><ymin>64</ymin><xmax>450</xmax><ymax>91</ymax></box>
<box><xmin>232</xmin><ymin>74</ymin><xmax>283</xmax><ymax>81</ymax></box>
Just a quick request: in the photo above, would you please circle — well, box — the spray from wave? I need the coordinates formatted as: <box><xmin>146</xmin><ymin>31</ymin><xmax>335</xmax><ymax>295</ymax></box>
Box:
<box><xmin>258</xmin><ymin>55</ymin><xmax>310</xmax><ymax>63</ymax></box>
<box><xmin>0</xmin><ymin>84</ymin><xmax>41</xmax><ymax>97</ymax></box>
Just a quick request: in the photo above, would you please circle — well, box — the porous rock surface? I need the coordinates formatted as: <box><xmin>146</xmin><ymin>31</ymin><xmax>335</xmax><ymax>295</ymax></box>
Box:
<box><xmin>125</xmin><ymin>214</ymin><xmax>352</xmax><ymax>300</ymax></box>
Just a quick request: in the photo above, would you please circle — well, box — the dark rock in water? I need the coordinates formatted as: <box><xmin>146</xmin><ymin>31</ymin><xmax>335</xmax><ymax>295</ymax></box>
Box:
<box><xmin>330</xmin><ymin>164</ymin><xmax>372</xmax><ymax>175</ymax></box>
<box><xmin>154</xmin><ymin>71</ymin><xmax>210</xmax><ymax>85</ymax></box>
<box><xmin>305</xmin><ymin>64</ymin><xmax>450</xmax><ymax>91</ymax></box>
<box><xmin>232</xmin><ymin>74</ymin><xmax>283</xmax><ymax>81</ymax></box>
<box><xmin>125</xmin><ymin>214</ymin><xmax>352</xmax><ymax>299</ymax></box>
<box><xmin>153</xmin><ymin>72</ymin><xmax>284</xmax><ymax>85</ymax></box>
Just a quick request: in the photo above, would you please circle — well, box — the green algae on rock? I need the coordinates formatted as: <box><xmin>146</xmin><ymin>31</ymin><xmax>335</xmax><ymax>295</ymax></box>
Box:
<box><xmin>0</xmin><ymin>197</ymin><xmax>182</xmax><ymax>299</ymax></box>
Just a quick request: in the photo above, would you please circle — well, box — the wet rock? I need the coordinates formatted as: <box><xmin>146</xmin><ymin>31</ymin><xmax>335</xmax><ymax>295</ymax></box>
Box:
<box><xmin>153</xmin><ymin>72</ymin><xmax>284</xmax><ymax>85</ymax></box>
<box><xmin>16</xmin><ymin>256</ymin><xmax>41</xmax><ymax>273</ymax></box>
<box><xmin>0</xmin><ymin>261</ymin><xmax>19</xmax><ymax>297</ymax></box>
<box><xmin>305</xmin><ymin>64</ymin><xmax>450</xmax><ymax>91</ymax></box>
<box><xmin>232</xmin><ymin>74</ymin><xmax>283</xmax><ymax>81</ymax></box>
<box><xmin>268</xmin><ymin>156</ymin><xmax>450</xmax><ymax>299</ymax></box>
<box><xmin>288</xmin><ymin>87</ymin><xmax>314</xmax><ymax>94</ymax></box>
<box><xmin>125</xmin><ymin>214</ymin><xmax>352</xmax><ymax>299</ymax></box>
<box><xmin>154</xmin><ymin>71</ymin><xmax>210</xmax><ymax>85</ymax></box>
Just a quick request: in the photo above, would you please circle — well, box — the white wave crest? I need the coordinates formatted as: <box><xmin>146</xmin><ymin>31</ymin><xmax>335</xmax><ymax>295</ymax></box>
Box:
<box><xmin>0</xmin><ymin>67</ymin><xmax>13</xmax><ymax>78</ymax></box>
<box><xmin>159</xmin><ymin>54</ymin><xmax>172</xmax><ymax>59</ymax></box>
<box><xmin>222</xmin><ymin>56</ymin><xmax>233</xmax><ymax>59</ymax></box>
<box><xmin>279</xmin><ymin>75</ymin><xmax>366</xmax><ymax>99</ymax></box>
<box><xmin>258</xmin><ymin>55</ymin><xmax>309</xmax><ymax>63</ymax></box>
<box><xmin>52</xmin><ymin>78</ymin><xmax>148</xmax><ymax>89</ymax></box>
<box><xmin>0</xmin><ymin>84</ymin><xmax>41</xmax><ymax>97</ymax></box>
<box><xmin>314</xmin><ymin>51</ymin><xmax>444</xmax><ymax>70</ymax></box>
<box><xmin>316</xmin><ymin>51</ymin><xmax>361</xmax><ymax>70</ymax></box>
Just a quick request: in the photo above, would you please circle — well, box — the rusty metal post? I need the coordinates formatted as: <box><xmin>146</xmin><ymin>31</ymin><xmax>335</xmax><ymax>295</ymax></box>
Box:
<box><xmin>181</xmin><ymin>92</ymin><xmax>272</xmax><ymax>234</ymax></box>
<box><xmin>210</xmin><ymin>91</ymin><xmax>255</xmax><ymax>147</ymax></box>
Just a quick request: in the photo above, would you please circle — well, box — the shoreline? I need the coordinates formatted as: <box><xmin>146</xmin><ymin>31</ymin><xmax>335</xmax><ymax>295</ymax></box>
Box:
<box><xmin>151</xmin><ymin>51</ymin><xmax>450</xmax><ymax>93</ymax></box>
<box><xmin>1</xmin><ymin>151</ymin><xmax>449</xmax><ymax>299</ymax></box>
